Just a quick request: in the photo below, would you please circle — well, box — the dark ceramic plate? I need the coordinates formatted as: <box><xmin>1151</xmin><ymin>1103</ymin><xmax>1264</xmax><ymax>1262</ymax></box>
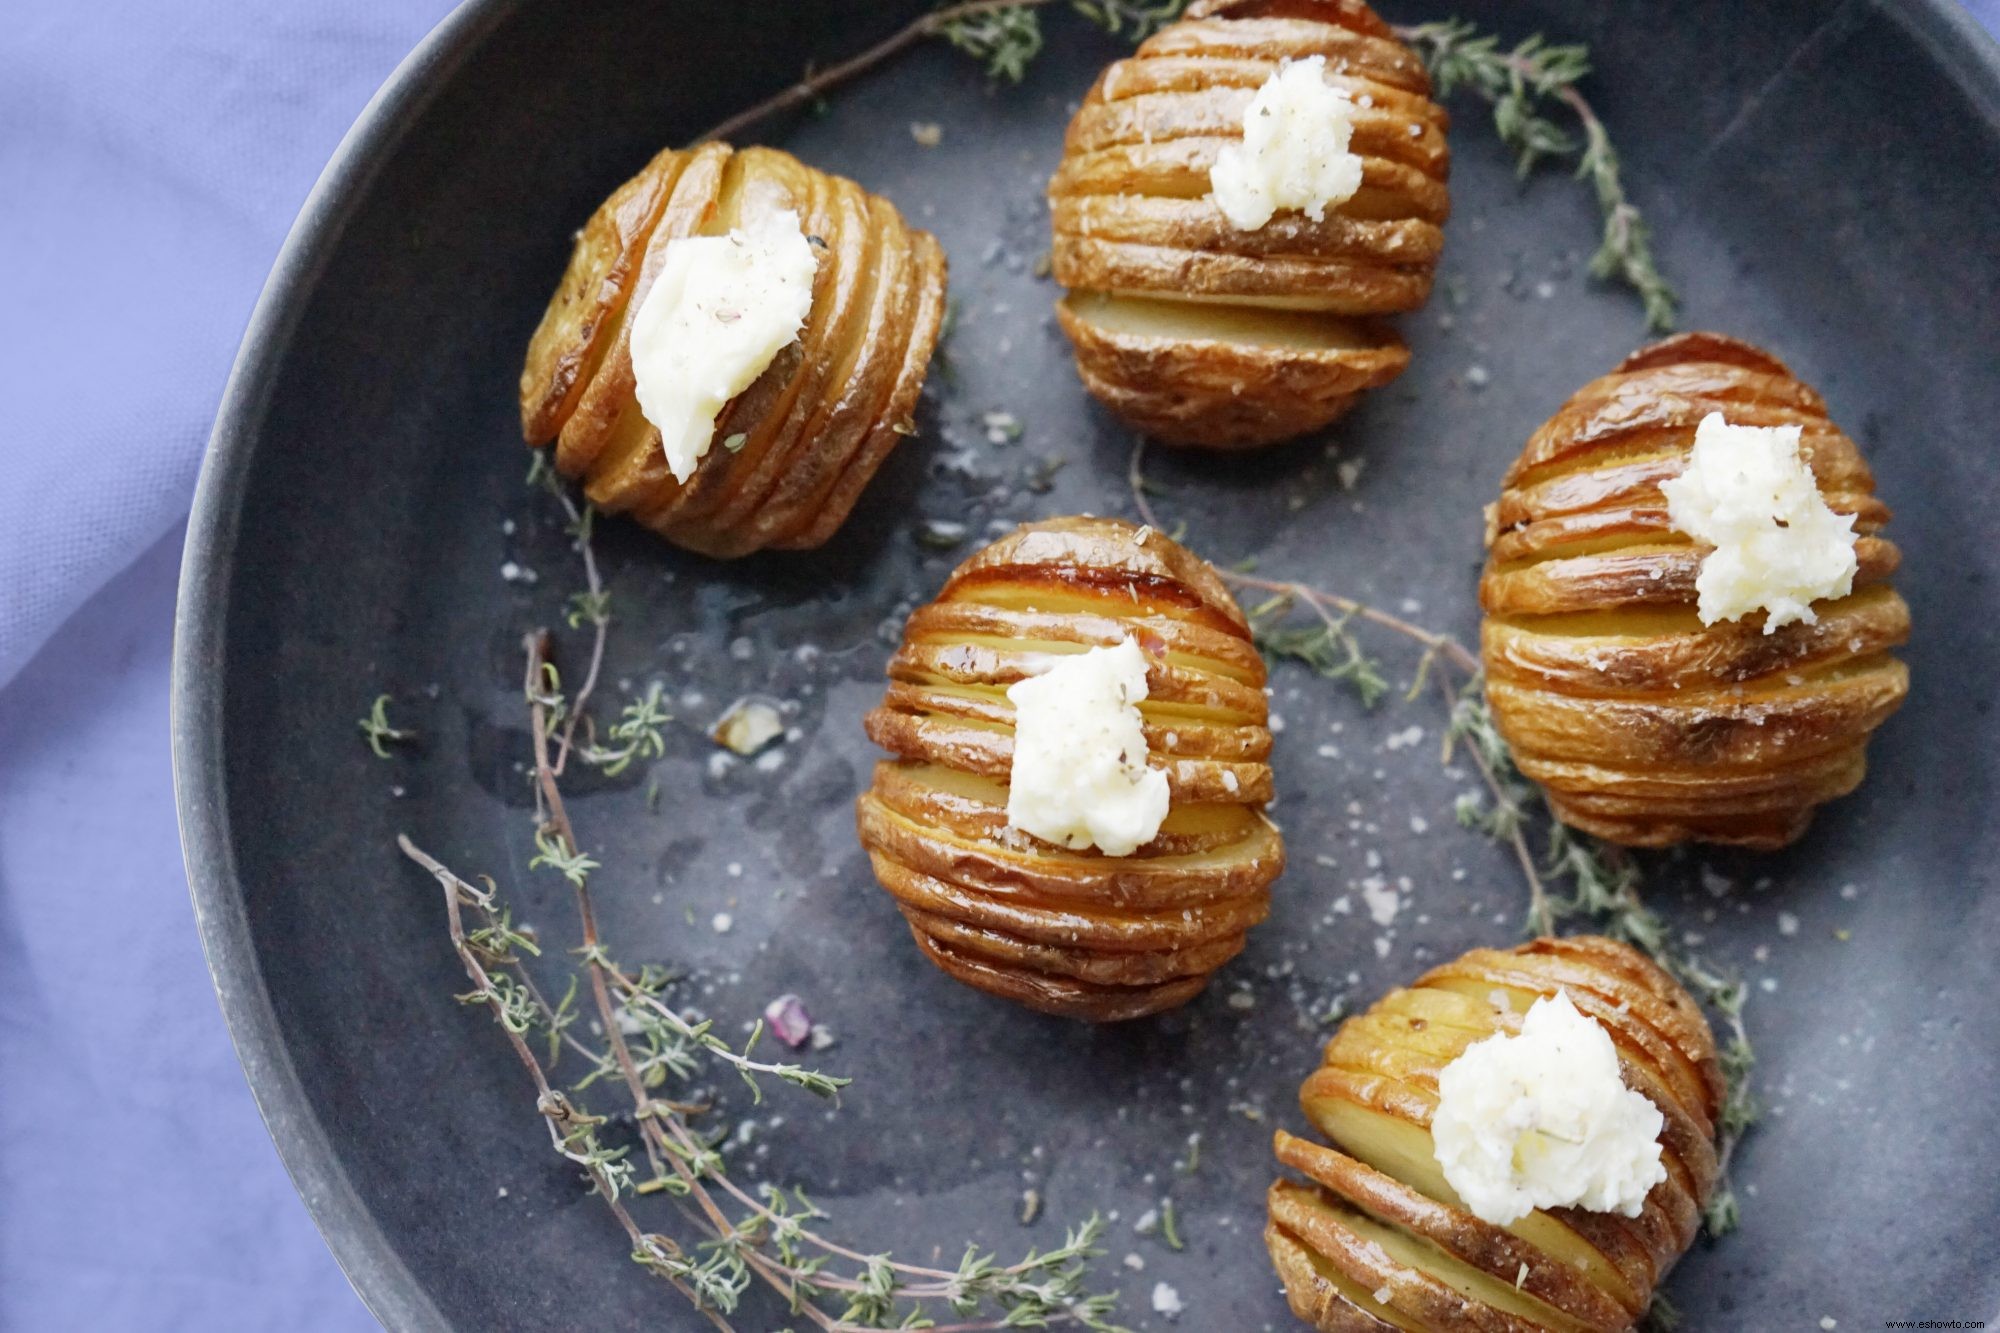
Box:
<box><xmin>175</xmin><ymin>1</ymin><xmax>2000</xmax><ymax>1328</ymax></box>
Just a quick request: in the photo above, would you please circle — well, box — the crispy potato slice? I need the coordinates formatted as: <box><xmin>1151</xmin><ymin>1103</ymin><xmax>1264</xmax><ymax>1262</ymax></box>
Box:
<box><xmin>856</xmin><ymin>518</ymin><xmax>1282</xmax><ymax>1021</ymax></box>
<box><xmin>519</xmin><ymin>146</ymin><xmax>685</xmax><ymax>445</ymax></box>
<box><xmin>1478</xmin><ymin>333</ymin><xmax>1911</xmax><ymax>849</ymax></box>
<box><xmin>868</xmin><ymin>852</ymin><xmax>1271</xmax><ymax>953</ymax></box>
<box><xmin>776</xmin><ymin>226</ymin><xmax>949</xmax><ymax>550</ymax></box>
<box><xmin>1058</xmin><ymin>292</ymin><xmax>1408</xmax><ymax>447</ymax></box>
<box><xmin>1047</xmin><ymin>0</ymin><xmax>1448</xmax><ymax>448</ymax></box>
<box><xmin>1277</xmin><ymin>1134</ymin><xmax>1634</xmax><ymax>1332</ymax></box>
<box><xmin>868</xmin><ymin>762</ymin><xmax>1265</xmax><ymax>857</ymax></box>
<box><xmin>552</xmin><ymin>143</ymin><xmax>731</xmax><ymax>483</ymax></box>
<box><xmin>905</xmin><ymin>905</ymin><xmax>1246</xmax><ymax>986</ymax></box>
<box><xmin>909</xmin><ymin>926</ymin><xmax>1213</xmax><ymax>1022</ymax></box>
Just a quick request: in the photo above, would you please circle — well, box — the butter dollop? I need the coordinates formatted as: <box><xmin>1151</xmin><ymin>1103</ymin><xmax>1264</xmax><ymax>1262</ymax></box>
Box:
<box><xmin>1209</xmin><ymin>55</ymin><xmax>1364</xmax><ymax>231</ymax></box>
<box><xmin>629</xmin><ymin>209</ymin><xmax>818</xmax><ymax>483</ymax></box>
<box><xmin>1660</xmin><ymin>412</ymin><xmax>1858</xmax><ymax>632</ymax></box>
<box><xmin>1005</xmin><ymin>638</ymin><xmax>1170</xmax><ymax>857</ymax></box>
<box><xmin>1432</xmin><ymin>990</ymin><xmax>1667</xmax><ymax>1227</ymax></box>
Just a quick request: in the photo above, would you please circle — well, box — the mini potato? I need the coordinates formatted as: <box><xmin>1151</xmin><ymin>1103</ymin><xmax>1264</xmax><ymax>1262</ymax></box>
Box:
<box><xmin>1480</xmin><ymin>333</ymin><xmax>1911</xmax><ymax>849</ymax></box>
<box><xmin>519</xmin><ymin>143</ymin><xmax>947</xmax><ymax>557</ymax></box>
<box><xmin>1048</xmin><ymin>0</ymin><xmax>1450</xmax><ymax>448</ymax></box>
<box><xmin>1268</xmin><ymin>936</ymin><xmax>1722</xmax><ymax>1332</ymax></box>
<box><xmin>856</xmin><ymin>517</ymin><xmax>1283</xmax><ymax>1021</ymax></box>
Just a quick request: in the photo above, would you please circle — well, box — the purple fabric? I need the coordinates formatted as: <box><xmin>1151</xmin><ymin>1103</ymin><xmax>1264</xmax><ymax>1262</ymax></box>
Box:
<box><xmin>0</xmin><ymin>2</ymin><xmax>450</xmax><ymax>1327</ymax></box>
<box><xmin>0</xmin><ymin>527</ymin><xmax>377</xmax><ymax>1330</ymax></box>
<box><xmin>0</xmin><ymin>2</ymin><xmax>1995</xmax><ymax>1330</ymax></box>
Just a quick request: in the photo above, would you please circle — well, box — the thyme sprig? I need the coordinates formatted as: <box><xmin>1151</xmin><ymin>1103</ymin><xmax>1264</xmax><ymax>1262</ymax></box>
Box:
<box><xmin>527</xmin><ymin>453</ymin><xmax>611</xmax><ymax>776</ymax></box>
<box><xmin>397</xmin><ymin>837</ymin><xmax>729</xmax><ymax>1327</ymax></box>
<box><xmin>1397</xmin><ymin>19</ymin><xmax>1678</xmax><ymax>330</ymax></box>
<box><xmin>397</xmin><ymin>476</ymin><xmax>1128</xmax><ymax>1331</ymax></box>
<box><xmin>945</xmin><ymin>0</ymin><xmax>1190</xmax><ymax>79</ymax></box>
<box><xmin>1247</xmin><ymin>597</ymin><xmax>1390</xmax><ymax>708</ymax></box>
<box><xmin>695</xmin><ymin>0</ymin><xmax>1183</xmax><ymax>144</ymax></box>
<box><xmin>1072</xmin><ymin>0</ymin><xmax>1189</xmax><ymax>39</ymax></box>
<box><xmin>358</xmin><ymin>693</ymin><xmax>415</xmax><ymax>758</ymax></box>
<box><xmin>1130</xmin><ymin>440</ymin><xmax>1754</xmax><ymax>1240</ymax></box>
<box><xmin>940</xmin><ymin>4</ymin><xmax>1046</xmax><ymax>80</ymax></box>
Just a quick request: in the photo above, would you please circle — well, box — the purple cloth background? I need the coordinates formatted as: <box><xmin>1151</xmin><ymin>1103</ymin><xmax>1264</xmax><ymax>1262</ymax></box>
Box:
<box><xmin>0</xmin><ymin>4</ymin><xmax>452</xmax><ymax>1328</ymax></box>
<box><xmin>1</xmin><ymin>2</ymin><xmax>1995</xmax><ymax>1328</ymax></box>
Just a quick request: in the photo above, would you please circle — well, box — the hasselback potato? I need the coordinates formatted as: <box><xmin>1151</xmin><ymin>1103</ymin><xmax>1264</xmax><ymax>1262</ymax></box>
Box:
<box><xmin>519</xmin><ymin>142</ymin><xmax>947</xmax><ymax>557</ymax></box>
<box><xmin>1480</xmin><ymin>333</ymin><xmax>1910</xmax><ymax>850</ymax></box>
<box><xmin>1047</xmin><ymin>0</ymin><xmax>1450</xmax><ymax>449</ymax></box>
<box><xmin>855</xmin><ymin>517</ymin><xmax>1283</xmax><ymax>1021</ymax></box>
<box><xmin>1268</xmin><ymin>936</ymin><xmax>1722</xmax><ymax>1331</ymax></box>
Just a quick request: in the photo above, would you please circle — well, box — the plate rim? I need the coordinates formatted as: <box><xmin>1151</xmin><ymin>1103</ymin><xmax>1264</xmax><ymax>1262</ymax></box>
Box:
<box><xmin>171</xmin><ymin>1</ymin><xmax>516</xmax><ymax>1327</ymax></box>
<box><xmin>169</xmin><ymin>2</ymin><xmax>2000</xmax><ymax>1328</ymax></box>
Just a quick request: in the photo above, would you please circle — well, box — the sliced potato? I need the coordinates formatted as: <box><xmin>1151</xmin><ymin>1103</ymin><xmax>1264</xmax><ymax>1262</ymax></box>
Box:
<box><xmin>1269</xmin><ymin>936</ymin><xmax>1723</xmax><ymax>1331</ymax></box>
<box><xmin>1479</xmin><ymin>333</ymin><xmax>1912</xmax><ymax>849</ymax></box>
<box><xmin>1046</xmin><ymin>0</ymin><xmax>1449</xmax><ymax>449</ymax></box>
<box><xmin>855</xmin><ymin>517</ymin><xmax>1283</xmax><ymax>1022</ymax></box>
<box><xmin>519</xmin><ymin>146</ymin><xmax>685</xmax><ymax>445</ymax></box>
<box><xmin>518</xmin><ymin>143</ymin><xmax>947</xmax><ymax>557</ymax></box>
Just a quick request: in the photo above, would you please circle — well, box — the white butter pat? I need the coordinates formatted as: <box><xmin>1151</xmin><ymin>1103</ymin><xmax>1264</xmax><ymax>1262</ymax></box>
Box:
<box><xmin>1209</xmin><ymin>55</ymin><xmax>1364</xmax><ymax>231</ymax></box>
<box><xmin>1660</xmin><ymin>412</ymin><xmax>1858</xmax><ymax>632</ymax></box>
<box><xmin>629</xmin><ymin>209</ymin><xmax>818</xmax><ymax>483</ymax></box>
<box><xmin>1005</xmin><ymin>638</ymin><xmax>1169</xmax><ymax>857</ymax></box>
<box><xmin>1432</xmin><ymin>990</ymin><xmax>1666</xmax><ymax>1227</ymax></box>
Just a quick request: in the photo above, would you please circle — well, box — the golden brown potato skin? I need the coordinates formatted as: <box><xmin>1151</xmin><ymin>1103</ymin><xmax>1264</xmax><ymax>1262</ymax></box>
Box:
<box><xmin>1267</xmin><ymin>936</ymin><xmax>1722</xmax><ymax>1332</ymax></box>
<box><xmin>1479</xmin><ymin>333</ymin><xmax>1911</xmax><ymax>850</ymax></box>
<box><xmin>856</xmin><ymin>517</ymin><xmax>1283</xmax><ymax>1021</ymax></box>
<box><xmin>1047</xmin><ymin>0</ymin><xmax>1449</xmax><ymax>449</ymax></box>
<box><xmin>518</xmin><ymin>143</ymin><xmax>947</xmax><ymax>558</ymax></box>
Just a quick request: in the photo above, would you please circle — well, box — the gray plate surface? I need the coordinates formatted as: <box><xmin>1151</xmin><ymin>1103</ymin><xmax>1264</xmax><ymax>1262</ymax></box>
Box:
<box><xmin>176</xmin><ymin>1</ymin><xmax>2000</xmax><ymax>1328</ymax></box>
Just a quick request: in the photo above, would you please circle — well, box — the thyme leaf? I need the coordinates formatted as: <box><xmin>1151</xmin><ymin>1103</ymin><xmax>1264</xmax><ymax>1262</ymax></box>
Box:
<box><xmin>1250</xmin><ymin>599</ymin><xmax>1390</xmax><ymax>708</ymax></box>
<box><xmin>1158</xmin><ymin>1197</ymin><xmax>1184</xmax><ymax>1252</ymax></box>
<box><xmin>941</xmin><ymin>1</ymin><xmax>1190</xmax><ymax>83</ymax></box>
<box><xmin>576</xmin><ymin>681</ymin><xmax>673</xmax><ymax>777</ymax></box>
<box><xmin>940</xmin><ymin>5</ymin><xmax>1045</xmax><ymax>81</ymax></box>
<box><xmin>358</xmin><ymin>693</ymin><xmax>415</xmax><ymax>758</ymax></box>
